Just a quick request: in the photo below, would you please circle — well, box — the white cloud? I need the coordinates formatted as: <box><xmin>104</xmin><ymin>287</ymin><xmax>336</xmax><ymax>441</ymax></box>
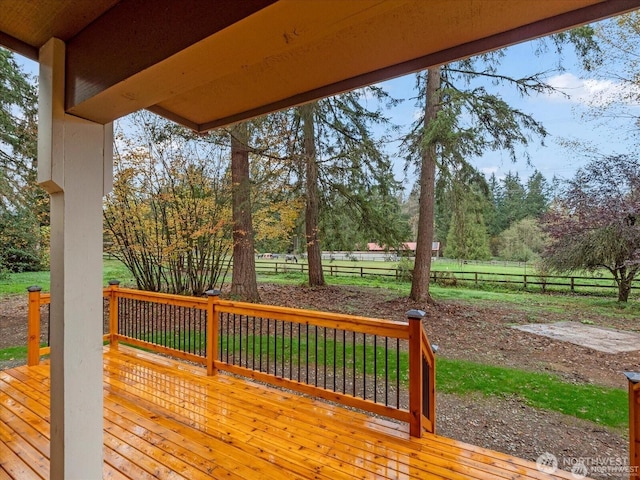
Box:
<box><xmin>543</xmin><ymin>73</ymin><xmax>639</xmax><ymax>107</ymax></box>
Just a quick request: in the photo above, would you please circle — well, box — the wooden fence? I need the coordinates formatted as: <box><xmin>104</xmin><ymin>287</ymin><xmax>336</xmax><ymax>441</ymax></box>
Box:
<box><xmin>27</xmin><ymin>283</ymin><xmax>436</xmax><ymax>437</ymax></box>
<box><xmin>255</xmin><ymin>261</ymin><xmax>639</xmax><ymax>295</ymax></box>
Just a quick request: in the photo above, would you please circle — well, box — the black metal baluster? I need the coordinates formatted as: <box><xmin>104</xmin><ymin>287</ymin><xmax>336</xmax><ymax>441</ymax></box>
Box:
<box><xmin>297</xmin><ymin>323</ymin><xmax>301</xmax><ymax>382</ymax></box>
<box><xmin>352</xmin><ymin>331</ymin><xmax>356</xmax><ymax>397</ymax></box>
<box><xmin>266</xmin><ymin>318</ymin><xmax>271</xmax><ymax>374</ymax></box>
<box><xmin>363</xmin><ymin>333</ymin><xmax>367</xmax><ymax>400</ymax></box>
<box><xmin>187</xmin><ymin>307</ymin><xmax>192</xmax><ymax>354</ymax></box>
<box><xmin>385</xmin><ymin>337</ymin><xmax>389</xmax><ymax>407</ymax></box>
<box><xmin>289</xmin><ymin>321</ymin><xmax>293</xmax><ymax>380</ymax></box>
<box><xmin>252</xmin><ymin>316</ymin><xmax>257</xmax><ymax>370</ymax></box>
<box><xmin>199</xmin><ymin>309</ymin><xmax>204</xmax><ymax>357</ymax></box>
<box><xmin>333</xmin><ymin>328</ymin><xmax>337</xmax><ymax>392</ymax></box>
<box><xmin>323</xmin><ymin>327</ymin><xmax>327</xmax><ymax>389</ymax></box>
<box><xmin>239</xmin><ymin>314</ymin><xmax>243</xmax><ymax>367</ymax></box>
<box><xmin>396</xmin><ymin>339</ymin><xmax>400</xmax><ymax>409</ymax></box>
<box><xmin>314</xmin><ymin>325</ymin><xmax>318</xmax><ymax>387</ymax></box>
<box><xmin>342</xmin><ymin>330</ymin><xmax>346</xmax><ymax>394</ymax></box>
<box><xmin>121</xmin><ymin>299</ymin><xmax>126</xmax><ymax>337</ymax></box>
<box><xmin>182</xmin><ymin>306</ymin><xmax>187</xmax><ymax>353</ymax></box>
<box><xmin>275</xmin><ymin>320</ymin><xmax>279</xmax><ymax>376</ymax></box>
<box><xmin>135</xmin><ymin>299</ymin><xmax>139</xmax><ymax>340</ymax></box>
<box><xmin>305</xmin><ymin>323</ymin><xmax>309</xmax><ymax>384</ymax></box>
<box><xmin>280</xmin><ymin>320</ymin><xmax>287</xmax><ymax>378</ymax></box>
<box><xmin>373</xmin><ymin>335</ymin><xmax>377</xmax><ymax>403</ymax></box>
<box><xmin>259</xmin><ymin>317</ymin><xmax>263</xmax><ymax>371</ymax></box>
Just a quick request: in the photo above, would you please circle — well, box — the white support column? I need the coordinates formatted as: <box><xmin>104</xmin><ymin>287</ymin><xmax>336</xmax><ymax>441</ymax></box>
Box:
<box><xmin>38</xmin><ymin>38</ymin><xmax>112</xmax><ymax>480</ymax></box>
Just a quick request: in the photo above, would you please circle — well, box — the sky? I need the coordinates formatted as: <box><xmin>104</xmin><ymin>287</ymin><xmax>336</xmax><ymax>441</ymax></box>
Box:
<box><xmin>378</xmin><ymin>37</ymin><xmax>639</xmax><ymax>188</ymax></box>
<box><xmin>13</xmin><ymin>21</ymin><xmax>638</xmax><ymax>189</ymax></box>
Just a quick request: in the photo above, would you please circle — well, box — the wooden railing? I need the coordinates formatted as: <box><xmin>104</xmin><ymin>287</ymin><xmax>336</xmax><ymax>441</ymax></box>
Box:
<box><xmin>626</xmin><ymin>372</ymin><xmax>640</xmax><ymax>475</ymax></box>
<box><xmin>27</xmin><ymin>283</ymin><xmax>437</xmax><ymax>437</ymax></box>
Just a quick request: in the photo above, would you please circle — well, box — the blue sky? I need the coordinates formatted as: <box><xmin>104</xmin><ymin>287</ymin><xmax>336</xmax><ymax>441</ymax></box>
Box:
<box><xmin>379</xmin><ymin>38</ymin><xmax>639</xmax><ymax>188</ymax></box>
<box><xmin>14</xmin><ymin>28</ymin><xmax>637</xmax><ymax>188</ymax></box>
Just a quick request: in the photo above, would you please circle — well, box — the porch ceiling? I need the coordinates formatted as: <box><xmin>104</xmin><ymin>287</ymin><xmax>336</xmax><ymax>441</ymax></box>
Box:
<box><xmin>1</xmin><ymin>0</ymin><xmax>639</xmax><ymax>131</ymax></box>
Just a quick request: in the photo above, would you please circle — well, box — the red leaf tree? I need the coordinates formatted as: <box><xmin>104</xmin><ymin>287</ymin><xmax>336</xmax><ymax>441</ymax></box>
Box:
<box><xmin>542</xmin><ymin>155</ymin><xmax>640</xmax><ymax>302</ymax></box>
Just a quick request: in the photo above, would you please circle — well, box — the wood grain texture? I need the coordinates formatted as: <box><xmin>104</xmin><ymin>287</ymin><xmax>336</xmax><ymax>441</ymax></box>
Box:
<box><xmin>0</xmin><ymin>346</ymin><xmax>583</xmax><ymax>479</ymax></box>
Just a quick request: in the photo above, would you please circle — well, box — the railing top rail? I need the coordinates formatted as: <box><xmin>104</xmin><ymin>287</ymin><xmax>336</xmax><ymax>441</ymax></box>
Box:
<box><xmin>115</xmin><ymin>287</ymin><xmax>208</xmax><ymax>309</ymax></box>
<box><xmin>217</xmin><ymin>298</ymin><xmax>409</xmax><ymax>339</ymax></box>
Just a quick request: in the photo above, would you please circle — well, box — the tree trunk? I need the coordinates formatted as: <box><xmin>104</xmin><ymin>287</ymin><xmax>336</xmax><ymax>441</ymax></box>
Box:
<box><xmin>301</xmin><ymin>103</ymin><xmax>325</xmax><ymax>287</ymax></box>
<box><xmin>410</xmin><ymin>67</ymin><xmax>441</xmax><ymax>303</ymax></box>
<box><xmin>230</xmin><ymin>122</ymin><xmax>260</xmax><ymax>302</ymax></box>
<box><xmin>617</xmin><ymin>267</ymin><xmax>637</xmax><ymax>302</ymax></box>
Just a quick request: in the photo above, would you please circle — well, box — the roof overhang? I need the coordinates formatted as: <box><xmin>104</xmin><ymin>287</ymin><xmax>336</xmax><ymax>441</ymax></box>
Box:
<box><xmin>2</xmin><ymin>0</ymin><xmax>639</xmax><ymax>131</ymax></box>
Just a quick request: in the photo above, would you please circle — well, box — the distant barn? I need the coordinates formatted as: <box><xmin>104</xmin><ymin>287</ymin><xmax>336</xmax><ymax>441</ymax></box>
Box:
<box><xmin>367</xmin><ymin>242</ymin><xmax>440</xmax><ymax>258</ymax></box>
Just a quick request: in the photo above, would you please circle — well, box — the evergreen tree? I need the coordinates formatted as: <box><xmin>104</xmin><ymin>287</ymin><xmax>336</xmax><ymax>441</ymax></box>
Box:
<box><xmin>442</xmin><ymin>166</ymin><xmax>491</xmax><ymax>261</ymax></box>
<box><xmin>493</xmin><ymin>172</ymin><xmax>527</xmax><ymax>233</ymax></box>
<box><xmin>403</xmin><ymin>28</ymin><xmax>598</xmax><ymax>302</ymax></box>
<box><xmin>293</xmin><ymin>88</ymin><xmax>407</xmax><ymax>286</ymax></box>
<box><xmin>524</xmin><ymin>171</ymin><xmax>550</xmax><ymax>218</ymax></box>
<box><xmin>0</xmin><ymin>48</ymin><xmax>45</xmax><ymax>273</ymax></box>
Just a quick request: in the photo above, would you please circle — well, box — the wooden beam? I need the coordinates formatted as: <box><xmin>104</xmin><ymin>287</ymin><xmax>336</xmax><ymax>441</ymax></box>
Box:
<box><xmin>0</xmin><ymin>31</ymin><xmax>38</xmax><ymax>60</ymax></box>
<box><xmin>197</xmin><ymin>0</ymin><xmax>640</xmax><ymax>131</ymax></box>
<box><xmin>65</xmin><ymin>0</ymin><xmax>276</xmax><ymax>112</ymax></box>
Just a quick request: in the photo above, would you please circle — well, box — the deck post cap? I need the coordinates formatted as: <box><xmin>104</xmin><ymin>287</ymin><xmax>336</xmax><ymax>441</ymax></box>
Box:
<box><xmin>624</xmin><ymin>371</ymin><xmax>640</xmax><ymax>384</ymax></box>
<box><xmin>406</xmin><ymin>309</ymin><xmax>425</xmax><ymax>320</ymax></box>
<box><xmin>108</xmin><ymin>279</ymin><xmax>120</xmax><ymax>285</ymax></box>
<box><xmin>205</xmin><ymin>289</ymin><xmax>221</xmax><ymax>297</ymax></box>
<box><xmin>27</xmin><ymin>286</ymin><xmax>42</xmax><ymax>292</ymax></box>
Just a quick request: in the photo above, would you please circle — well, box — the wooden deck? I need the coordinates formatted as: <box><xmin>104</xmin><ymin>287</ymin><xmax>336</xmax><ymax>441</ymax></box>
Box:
<box><xmin>0</xmin><ymin>346</ymin><xmax>580</xmax><ymax>479</ymax></box>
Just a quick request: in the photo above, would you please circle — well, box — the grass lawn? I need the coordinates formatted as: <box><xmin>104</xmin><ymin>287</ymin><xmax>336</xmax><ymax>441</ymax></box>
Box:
<box><xmin>0</xmin><ymin>259</ymin><xmax>136</xmax><ymax>295</ymax></box>
<box><xmin>1</xmin><ymin>258</ymin><xmax>634</xmax><ymax>430</ymax></box>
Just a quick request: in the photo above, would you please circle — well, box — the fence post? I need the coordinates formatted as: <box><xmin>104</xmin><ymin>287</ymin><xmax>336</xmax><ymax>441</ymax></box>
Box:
<box><xmin>27</xmin><ymin>286</ymin><xmax>42</xmax><ymax>366</ymax></box>
<box><xmin>407</xmin><ymin>309</ymin><xmax>425</xmax><ymax>438</ymax></box>
<box><xmin>571</xmin><ymin>276</ymin><xmax>575</xmax><ymax>293</ymax></box>
<box><xmin>625</xmin><ymin>372</ymin><xmax>640</xmax><ymax>476</ymax></box>
<box><xmin>206</xmin><ymin>290</ymin><xmax>221</xmax><ymax>376</ymax></box>
<box><xmin>108</xmin><ymin>280</ymin><xmax>120</xmax><ymax>348</ymax></box>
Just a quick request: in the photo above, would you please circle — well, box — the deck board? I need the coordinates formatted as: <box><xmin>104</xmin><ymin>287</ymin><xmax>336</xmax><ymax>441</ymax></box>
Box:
<box><xmin>0</xmin><ymin>346</ymin><xmax>586</xmax><ymax>479</ymax></box>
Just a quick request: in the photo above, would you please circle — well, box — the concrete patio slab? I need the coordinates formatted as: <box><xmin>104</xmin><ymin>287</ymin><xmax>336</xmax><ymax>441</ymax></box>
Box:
<box><xmin>513</xmin><ymin>322</ymin><xmax>640</xmax><ymax>354</ymax></box>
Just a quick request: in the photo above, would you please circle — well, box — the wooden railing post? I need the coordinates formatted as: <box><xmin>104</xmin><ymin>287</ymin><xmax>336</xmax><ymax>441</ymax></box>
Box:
<box><xmin>206</xmin><ymin>290</ymin><xmax>221</xmax><ymax>376</ymax></box>
<box><xmin>108</xmin><ymin>280</ymin><xmax>120</xmax><ymax>348</ymax></box>
<box><xmin>407</xmin><ymin>309</ymin><xmax>425</xmax><ymax>438</ymax></box>
<box><xmin>625</xmin><ymin>372</ymin><xmax>640</xmax><ymax>476</ymax></box>
<box><xmin>27</xmin><ymin>286</ymin><xmax>42</xmax><ymax>366</ymax></box>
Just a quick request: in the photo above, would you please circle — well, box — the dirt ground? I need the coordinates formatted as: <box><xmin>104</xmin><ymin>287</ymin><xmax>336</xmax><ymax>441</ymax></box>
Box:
<box><xmin>1</xmin><ymin>284</ymin><xmax>637</xmax><ymax>479</ymax></box>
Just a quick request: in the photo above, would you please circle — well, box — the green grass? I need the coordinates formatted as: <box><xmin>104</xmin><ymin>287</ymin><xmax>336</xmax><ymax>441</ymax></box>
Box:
<box><xmin>141</xmin><ymin>331</ymin><xmax>206</xmax><ymax>353</ymax></box>
<box><xmin>0</xmin><ymin>259</ymin><xmax>136</xmax><ymax>296</ymax></box>
<box><xmin>202</xmin><ymin>331</ymin><xmax>629</xmax><ymax>429</ymax></box>
<box><xmin>220</xmin><ymin>333</ymin><xmax>410</xmax><ymax>383</ymax></box>
<box><xmin>437</xmin><ymin>357</ymin><xmax>628</xmax><ymax>429</ymax></box>
<box><xmin>0</xmin><ymin>346</ymin><xmax>28</xmax><ymax>362</ymax></box>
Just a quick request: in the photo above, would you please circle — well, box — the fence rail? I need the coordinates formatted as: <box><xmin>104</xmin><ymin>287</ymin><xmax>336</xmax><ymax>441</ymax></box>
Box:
<box><xmin>27</xmin><ymin>283</ymin><xmax>436</xmax><ymax>437</ymax></box>
<box><xmin>254</xmin><ymin>261</ymin><xmax>639</xmax><ymax>295</ymax></box>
